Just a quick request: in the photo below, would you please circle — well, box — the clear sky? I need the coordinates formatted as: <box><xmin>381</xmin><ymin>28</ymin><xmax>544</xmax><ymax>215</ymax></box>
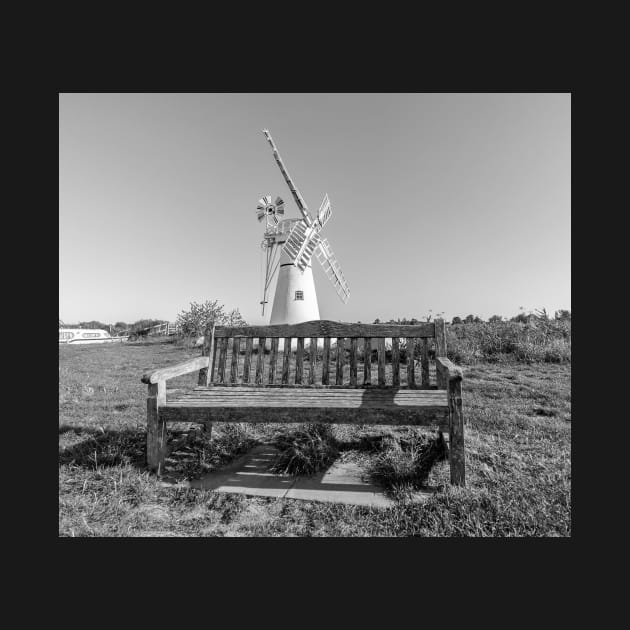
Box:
<box><xmin>59</xmin><ymin>93</ymin><xmax>570</xmax><ymax>325</ymax></box>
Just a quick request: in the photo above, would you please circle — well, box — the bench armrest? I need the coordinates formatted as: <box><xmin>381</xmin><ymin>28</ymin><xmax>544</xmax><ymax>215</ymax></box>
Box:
<box><xmin>436</xmin><ymin>357</ymin><xmax>463</xmax><ymax>384</ymax></box>
<box><xmin>141</xmin><ymin>356</ymin><xmax>209</xmax><ymax>384</ymax></box>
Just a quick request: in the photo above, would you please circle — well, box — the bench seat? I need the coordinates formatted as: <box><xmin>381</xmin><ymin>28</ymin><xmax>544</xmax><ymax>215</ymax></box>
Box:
<box><xmin>161</xmin><ymin>386</ymin><xmax>450</xmax><ymax>427</ymax></box>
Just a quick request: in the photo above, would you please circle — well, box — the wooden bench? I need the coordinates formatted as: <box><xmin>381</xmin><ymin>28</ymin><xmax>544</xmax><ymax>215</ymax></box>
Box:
<box><xmin>141</xmin><ymin>319</ymin><xmax>465</xmax><ymax>485</ymax></box>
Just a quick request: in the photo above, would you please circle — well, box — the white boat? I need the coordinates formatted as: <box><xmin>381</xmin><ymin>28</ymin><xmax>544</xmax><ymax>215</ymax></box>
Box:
<box><xmin>59</xmin><ymin>328</ymin><xmax>125</xmax><ymax>344</ymax></box>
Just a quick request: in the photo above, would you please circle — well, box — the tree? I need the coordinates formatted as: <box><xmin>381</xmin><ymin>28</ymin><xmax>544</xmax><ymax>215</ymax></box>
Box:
<box><xmin>176</xmin><ymin>300</ymin><xmax>247</xmax><ymax>338</ymax></box>
<box><xmin>451</xmin><ymin>316</ymin><xmax>463</xmax><ymax>325</ymax></box>
<box><xmin>464</xmin><ymin>314</ymin><xmax>475</xmax><ymax>324</ymax></box>
<box><xmin>555</xmin><ymin>309</ymin><xmax>571</xmax><ymax>320</ymax></box>
<box><xmin>78</xmin><ymin>320</ymin><xmax>109</xmax><ymax>330</ymax></box>
<box><xmin>373</xmin><ymin>318</ymin><xmax>381</xmax><ymax>324</ymax></box>
<box><xmin>488</xmin><ymin>315</ymin><xmax>502</xmax><ymax>323</ymax></box>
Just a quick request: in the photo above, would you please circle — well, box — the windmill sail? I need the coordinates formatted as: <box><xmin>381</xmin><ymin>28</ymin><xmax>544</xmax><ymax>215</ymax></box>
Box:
<box><xmin>316</xmin><ymin>193</ymin><xmax>332</xmax><ymax>229</ymax></box>
<box><xmin>262</xmin><ymin>129</ymin><xmax>314</xmax><ymax>226</ymax></box>
<box><xmin>315</xmin><ymin>238</ymin><xmax>350</xmax><ymax>303</ymax></box>
<box><xmin>283</xmin><ymin>221</ymin><xmax>322</xmax><ymax>271</ymax></box>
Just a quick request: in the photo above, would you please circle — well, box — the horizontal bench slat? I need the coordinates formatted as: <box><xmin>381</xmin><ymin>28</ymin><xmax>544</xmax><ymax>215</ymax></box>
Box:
<box><xmin>164</xmin><ymin>387</ymin><xmax>446</xmax><ymax>407</ymax></box>
<box><xmin>159</xmin><ymin>405</ymin><xmax>449</xmax><ymax>426</ymax></box>
<box><xmin>212</xmin><ymin>319</ymin><xmax>436</xmax><ymax>339</ymax></box>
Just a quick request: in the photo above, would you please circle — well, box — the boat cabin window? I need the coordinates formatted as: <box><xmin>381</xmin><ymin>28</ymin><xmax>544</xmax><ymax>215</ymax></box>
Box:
<box><xmin>295</xmin><ymin>291</ymin><xmax>304</xmax><ymax>300</ymax></box>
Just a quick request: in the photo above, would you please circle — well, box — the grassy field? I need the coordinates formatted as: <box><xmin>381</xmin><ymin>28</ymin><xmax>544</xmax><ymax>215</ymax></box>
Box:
<box><xmin>59</xmin><ymin>339</ymin><xmax>571</xmax><ymax>536</ymax></box>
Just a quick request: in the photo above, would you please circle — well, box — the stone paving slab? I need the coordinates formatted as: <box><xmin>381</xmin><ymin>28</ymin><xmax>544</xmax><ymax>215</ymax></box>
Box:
<box><xmin>188</xmin><ymin>445</ymin><xmax>293</xmax><ymax>497</ymax></box>
<box><xmin>183</xmin><ymin>444</ymin><xmax>433</xmax><ymax>507</ymax></box>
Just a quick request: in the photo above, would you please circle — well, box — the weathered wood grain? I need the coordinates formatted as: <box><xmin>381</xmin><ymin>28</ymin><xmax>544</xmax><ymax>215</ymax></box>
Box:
<box><xmin>336</xmin><ymin>337</ymin><xmax>345</xmax><ymax>385</ymax></box>
<box><xmin>216</xmin><ymin>337</ymin><xmax>228</xmax><ymax>384</ymax></box>
<box><xmin>448</xmin><ymin>374</ymin><xmax>465</xmax><ymax>486</ymax></box>
<box><xmin>198</xmin><ymin>323</ymin><xmax>215</xmax><ymax>386</ymax></box>
<box><xmin>160</xmin><ymin>405</ymin><xmax>449</xmax><ymax>426</ymax></box>
<box><xmin>392</xmin><ymin>337</ymin><xmax>400</xmax><ymax>387</ymax></box>
<box><xmin>435</xmin><ymin>318</ymin><xmax>447</xmax><ymax>358</ymax></box>
<box><xmin>421</xmin><ymin>337</ymin><xmax>430</xmax><ymax>387</ymax></box>
<box><xmin>309</xmin><ymin>337</ymin><xmax>317</xmax><ymax>385</ymax></box>
<box><xmin>364</xmin><ymin>337</ymin><xmax>371</xmax><ymax>385</ymax></box>
<box><xmin>322</xmin><ymin>337</ymin><xmax>331</xmax><ymax>385</ymax></box>
<box><xmin>268</xmin><ymin>337</ymin><xmax>279</xmax><ymax>384</ymax></box>
<box><xmin>281</xmin><ymin>337</ymin><xmax>292</xmax><ymax>384</ymax></box>
<box><xmin>142</xmin><ymin>356</ymin><xmax>210</xmax><ymax>385</ymax></box>
<box><xmin>214</xmin><ymin>319</ymin><xmax>436</xmax><ymax>339</ymax></box>
<box><xmin>146</xmin><ymin>382</ymin><xmax>167</xmax><ymax>473</ymax></box>
<box><xmin>255</xmin><ymin>337</ymin><xmax>266</xmax><ymax>385</ymax></box>
<box><xmin>295</xmin><ymin>337</ymin><xmax>304</xmax><ymax>384</ymax></box>
<box><xmin>406</xmin><ymin>337</ymin><xmax>416</xmax><ymax>387</ymax></box>
<box><xmin>377</xmin><ymin>338</ymin><xmax>386</xmax><ymax>386</ymax></box>
<box><xmin>349</xmin><ymin>337</ymin><xmax>358</xmax><ymax>386</ymax></box>
<box><xmin>211</xmin><ymin>341</ymin><xmax>218</xmax><ymax>384</ymax></box>
<box><xmin>177</xmin><ymin>389</ymin><xmax>447</xmax><ymax>401</ymax></box>
<box><xmin>242</xmin><ymin>337</ymin><xmax>253</xmax><ymax>383</ymax></box>
<box><xmin>230</xmin><ymin>337</ymin><xmax>240</xmax><ymax>383</ymax></box>
<box><xmin>436</xmin><ymin>356</ymin><xmax>463</xmax><ymax>389</ymax></box>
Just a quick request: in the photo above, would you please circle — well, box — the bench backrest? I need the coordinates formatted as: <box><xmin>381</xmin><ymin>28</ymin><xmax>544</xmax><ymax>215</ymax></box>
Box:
<box><xmin>199</xmin><ymin>319</ymin><xmax>447</xmax><ymax>389</ymax></box>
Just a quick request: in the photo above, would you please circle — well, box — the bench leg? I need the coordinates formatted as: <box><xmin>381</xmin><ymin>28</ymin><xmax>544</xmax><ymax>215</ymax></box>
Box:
<box><xmin>147</xmin><ymin>382</ymin><xmax>167</xmax><ymax>475</ymax></box>
<box><xmin>448</xmin><ymin>377</ymin><xmax>465</xmax><ymax>486</ymax></box>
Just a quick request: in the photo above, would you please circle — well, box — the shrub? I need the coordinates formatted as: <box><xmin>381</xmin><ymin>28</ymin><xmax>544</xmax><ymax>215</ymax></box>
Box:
<box><xmin>176</xmin><ymin>300</ymin><xmax>247</xmax><ymax>339</ymax></box>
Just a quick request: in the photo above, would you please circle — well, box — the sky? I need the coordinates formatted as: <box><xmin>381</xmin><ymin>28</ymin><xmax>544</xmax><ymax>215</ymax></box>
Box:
<box><xmin>59</xmin><ymin>93</ymin><xmax>570</xmax><ymax>326</ymax></box>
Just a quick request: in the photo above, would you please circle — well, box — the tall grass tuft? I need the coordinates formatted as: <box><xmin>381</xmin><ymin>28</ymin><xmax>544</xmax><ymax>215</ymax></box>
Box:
<box><xmin>270</xmin><ymin>424</ymin><xmax>339</xmax><ymax>476</ymax></box>
<box><xmin>367</xmin><ymin>432</ymin><xmax>448</xmax><ymax>497</ymax></box>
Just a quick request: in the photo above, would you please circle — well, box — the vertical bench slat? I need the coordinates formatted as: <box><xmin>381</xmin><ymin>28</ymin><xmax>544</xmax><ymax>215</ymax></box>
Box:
<box><xmin>295</xmin><ymin>337</ymin><xmax>304</xmax><ymax>384</ymax></box>
<box><xmin>309</xmin><ymin>337</ymin><xmax>317</xmax><ymax>385</ymax></box>
<box><xmin>406</xmin><ymin>337</ymin><xmax>416</xmax><ymax>387</ymax></box>
<box><xmin>281</xmin><ymin>337</ymin><xmax>292</xmax><ymax>384</ymax></box>
<box><xmin>198</xmin><ymin>323</ymin><xmax>215</xmax><ymax>386</ymax></box>
<box><xmin>210</xmin><ymin>339</ymin><xmax>218</xmax><ymax>383</ymax></box>
<box><xmin>377</xmin><ymin>338</ymin><xmax>386</xmax><ymax>386</ymax></box>
<box><xmin>349</xmin><ymin>337</ymin><xmax>358</xmax><ymax>386</ymax></box>
<box><xmin>217</xmin><ymin>337</ymin><xmax>228</xmax><ymax>383</ymax></box>
<box><xmin>230</xmin><ymin>337</ymin><xmax>240</xmax><ymax>383</ymax></box>
<box><xmin>268</xmin><ymin>337</ymin><xmax>279</xmax><ymax>384</ymax></box>
<box><xmin>364</xmin><ymin>337</ymin><xmax>372</xmax><ymax>385</ymax></box>
<box><xmin>242</xmin><ymin>337</ymin><xmax>253</xmax><ymax>384</ymax></box>
<box><xmin>435</xmin><ymin>318</ymin><xmax>446</xmax><ymax>357</ymax></box>
<box><xmin>321</xmin><ymin>337</ymin><xmax>331</xmax><ymax>385</ymax></box>
<box><xmin>336</xmin><ymin>337</ymin><xmax>345</xmax><ymax>385</ymax></box>
<box><xmin>255</xmin><ymin>337</ymin><xmax>266</xmax><ymax>385</ymax></box>
<box><xmin>421</xmin><ymin>337</ymin><xmax>430</xmax><ymax>387</ymax></box>
<box><xmin>392</xmin><ymin>337</ymin><xmax>400</xmax><ymax>387</ymax></box>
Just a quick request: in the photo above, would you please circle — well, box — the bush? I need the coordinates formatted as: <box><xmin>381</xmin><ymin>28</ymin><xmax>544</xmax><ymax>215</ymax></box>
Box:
<box><xmin>176</xmin><ymin>300</ymin><xmax>247</xmax><ymax>340</ymax></box>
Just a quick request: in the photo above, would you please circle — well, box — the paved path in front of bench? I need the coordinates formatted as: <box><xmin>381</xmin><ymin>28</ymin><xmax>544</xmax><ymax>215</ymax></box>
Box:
<box><xmin>179</xmin><ymin>444</ymin><xmax>433</xmax><ymax>508</ymax></box>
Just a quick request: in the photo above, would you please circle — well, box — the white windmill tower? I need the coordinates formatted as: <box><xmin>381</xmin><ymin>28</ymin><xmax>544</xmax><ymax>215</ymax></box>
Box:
<box><xmin>257</xmin><ymin>129</ymin><xmax>350</xmax><ymax>327</ymax></box>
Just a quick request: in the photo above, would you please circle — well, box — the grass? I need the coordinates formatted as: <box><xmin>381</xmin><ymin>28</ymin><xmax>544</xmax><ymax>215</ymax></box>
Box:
<box><xmin>446</xmin><ymin>320</ymin><xmax>571</xmax><ymax>364</ymax></box>
<box><xmin>59</xmin><ymin>339</ymin><xmax>571</xmax><ymax>536</ymax></box>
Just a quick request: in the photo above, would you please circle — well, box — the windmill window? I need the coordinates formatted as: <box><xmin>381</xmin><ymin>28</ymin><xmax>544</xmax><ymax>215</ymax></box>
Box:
<box><xmin>295</xmin><ymin>291</ymin><xmax>304</xmax><ymax>300</ymax></box>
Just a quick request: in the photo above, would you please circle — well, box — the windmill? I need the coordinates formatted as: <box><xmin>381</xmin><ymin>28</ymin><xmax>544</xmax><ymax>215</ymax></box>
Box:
<box><xmin>257</xmin><ymin>129</ymin><xmax>350</xmax><ymax>325</ymax></box>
